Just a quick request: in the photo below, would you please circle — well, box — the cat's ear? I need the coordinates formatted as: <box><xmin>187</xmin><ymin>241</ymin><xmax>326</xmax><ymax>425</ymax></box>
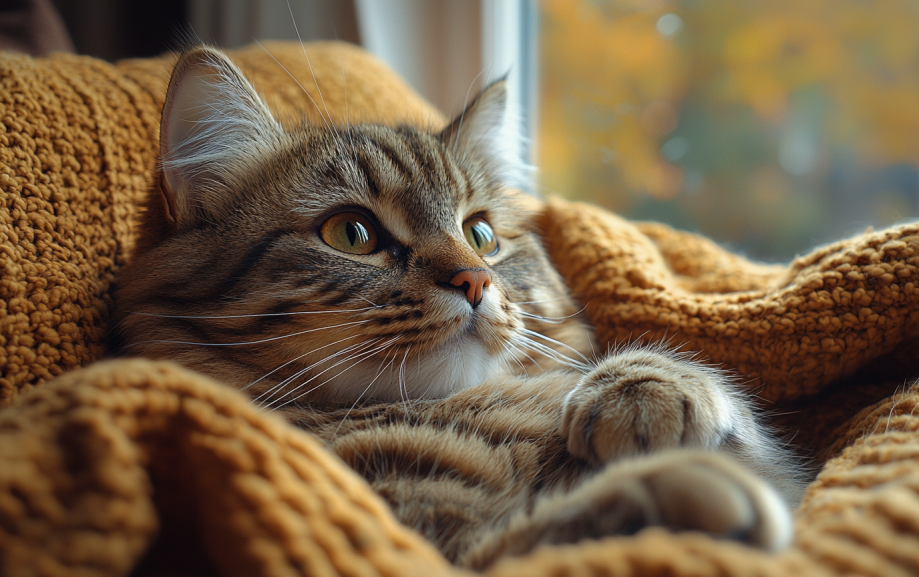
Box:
<box><xmin>440</xmin><ymin>79</ymin><xmax>532</xmax><ymax>192</ymax></box>
<box><xmin>159</xmin><ymin>45</ymin><xmax>283</xmax><ymax>228</ymax></box>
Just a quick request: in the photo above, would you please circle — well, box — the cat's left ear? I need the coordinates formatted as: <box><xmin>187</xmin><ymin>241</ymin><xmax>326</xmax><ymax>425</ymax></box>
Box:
<box><xmin>440</xmin><ymin>79</ymin><xmax>531</xmax><ymax>192</ymax></box>
<box><xmin>159</xmin><ymin>45</ymin><xmax>284</xmax><ymax>229</ymax></box>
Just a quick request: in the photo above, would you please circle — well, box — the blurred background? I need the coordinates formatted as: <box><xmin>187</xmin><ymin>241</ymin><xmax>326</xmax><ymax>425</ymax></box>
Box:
<box><xmin>539</xmin><ymin>0</ymin><xmax>919</xmax><ymax>261</ymax></box>
<box><xmin>33</xmin><ymin>0</ymin><xmax>919</xmax><ymax>262</ymax></box>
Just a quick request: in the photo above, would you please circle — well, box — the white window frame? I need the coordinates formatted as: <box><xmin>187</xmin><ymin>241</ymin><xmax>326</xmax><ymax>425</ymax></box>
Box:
<box><xmin>481</xmin><ymin>0</ymin><xmax>538</xmax><ymax>164</ymax></box>
<box><xmin>356</xmin><ymin>0</ymin><xmax>538</xmax><ymax>165</ymax></box>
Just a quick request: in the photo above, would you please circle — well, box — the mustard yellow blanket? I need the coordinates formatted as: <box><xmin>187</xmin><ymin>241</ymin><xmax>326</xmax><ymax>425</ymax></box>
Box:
<box><xmin>1</xmin><ymin>42</ymin><xmax>917</xmax><ymax>577</ymax></box>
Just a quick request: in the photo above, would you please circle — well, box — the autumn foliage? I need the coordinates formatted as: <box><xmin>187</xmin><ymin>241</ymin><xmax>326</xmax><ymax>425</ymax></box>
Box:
<box><xmin>539</xmin><ymin>0</ymin><xmax>919</xmax><ymax>260</ymax></box>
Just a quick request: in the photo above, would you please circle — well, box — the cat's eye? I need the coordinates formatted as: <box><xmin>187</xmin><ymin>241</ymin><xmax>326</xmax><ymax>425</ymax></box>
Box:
<box><xmin>320</xmin><ymin>212</ymin><xmax>378</xmax><ymax>255</ymax></box>
<box><xmin>463</xmin><ymin>217</ymin><xmax>498</xmax><ymax>256</ymax></box>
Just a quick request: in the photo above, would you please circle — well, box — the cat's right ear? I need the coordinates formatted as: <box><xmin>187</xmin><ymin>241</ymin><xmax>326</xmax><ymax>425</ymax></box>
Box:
<box><xmin>159</xmin><ymin>46</ymin><xmax>283</xmax><ymax>229</ymax></box>
<box><xmin>440</xmin><ymin>79</ymin><xmax>532</xmax><ymax>192</ymax></box>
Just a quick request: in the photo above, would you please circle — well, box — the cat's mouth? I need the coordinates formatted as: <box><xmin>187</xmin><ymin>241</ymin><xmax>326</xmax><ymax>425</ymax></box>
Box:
<box><xmin>441</xmin><ymin>289</ymin><xmax>522</xmax><ymax>356</ymax></box>
<box><xmin>307</xmin><ymin>295</ymin><xmax>521</xmax><ymax>402</ymax></box>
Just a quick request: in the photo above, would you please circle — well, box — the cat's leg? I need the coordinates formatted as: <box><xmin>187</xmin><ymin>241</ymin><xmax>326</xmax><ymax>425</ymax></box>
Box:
<box><xmin>460</xmin><ymin>450</ymin><xmax>792</xmax><ymax>570</ymax></box>
<box><xmin>559</xmin><ymin>345</ymin><xmax>808</xmax><ymax>505</ymax></box>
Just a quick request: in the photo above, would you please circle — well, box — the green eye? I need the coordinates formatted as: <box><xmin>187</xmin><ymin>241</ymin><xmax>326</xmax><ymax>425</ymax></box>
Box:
<box><xmin>463</xmin><ymin>217</ymin><xmax>498</xmax><ymax>256</ymax></box>
<box><xmin>320</xmin><ymin>212</ymin><xmax>378</xmax><ymax>254</ymax></box>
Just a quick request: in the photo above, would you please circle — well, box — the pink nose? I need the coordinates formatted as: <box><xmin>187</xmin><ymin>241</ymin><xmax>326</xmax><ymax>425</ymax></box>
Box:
<box><xmin>449</xmin><ymin>269</ymin><xmax>491</xmax><ymax>308</ymax></box>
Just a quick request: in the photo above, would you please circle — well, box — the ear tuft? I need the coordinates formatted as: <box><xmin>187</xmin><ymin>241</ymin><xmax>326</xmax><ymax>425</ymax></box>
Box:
<box><xmin>160</xmin><ymin>45</ymin><xmax>284</xmax><ymax>228</ymax></box>
<box><xmin>440</xmin><ymin>79</ymin><xmax>533</xmax><ymax>193</ymax></box>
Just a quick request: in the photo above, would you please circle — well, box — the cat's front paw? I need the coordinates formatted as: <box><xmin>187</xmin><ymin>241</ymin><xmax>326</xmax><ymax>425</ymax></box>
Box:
<box><xmin>461</xmin><ymin>450</ymin><xmax>793</xmax><ymax>570</ymax></box>
<box><xmin>561</xmin><ymin>347</ymin><xmax>744</xmax><ymax>465</ymax></box>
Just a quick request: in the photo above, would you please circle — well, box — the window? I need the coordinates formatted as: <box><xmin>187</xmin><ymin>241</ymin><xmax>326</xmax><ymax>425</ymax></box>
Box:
<box><xmin>538</xmin><ymin>0</ymin><xmax>919</xmax><ymax>261</ymax></box>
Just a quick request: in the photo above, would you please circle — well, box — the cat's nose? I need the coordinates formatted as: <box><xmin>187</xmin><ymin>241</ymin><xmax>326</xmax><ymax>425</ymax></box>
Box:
<box><xmin>447</xmin><ymin>269</ymin><xmax>491</xmax><ymax>308</ymax></box>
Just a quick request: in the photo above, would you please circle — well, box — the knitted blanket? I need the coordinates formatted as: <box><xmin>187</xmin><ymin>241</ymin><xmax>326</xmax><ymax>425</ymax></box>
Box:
<box><xmin>1</xmin><ymin>42</ymin><xmax>917</xmax><ymax>577</ymax></box>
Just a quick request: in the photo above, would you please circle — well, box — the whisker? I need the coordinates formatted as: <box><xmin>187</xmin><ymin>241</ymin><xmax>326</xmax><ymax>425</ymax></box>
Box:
<box><xmin>519</xmin><ymin>312</ymin><xmax>562</xmax><ymax>325</ymax></box>
<box><xmin>334</xmin><ymin>37</ymin><xmax>354</xmax><ymax>147</ymax></box>
<box><xmin>129</xmin><ymin>305</ymin><xmax>381</xmax><ymax>321</ymax></box>
<box><xmin>333</xmin><ymin>338</ymin><xmax>403</xmax><ymax>437</ymax></box>
<box><xmin>287</xmin><ymin>0</ymin><xmax>335</xmax><ymax>132</ymax></box>
<box><xmin>124</xmin><ymin>319</ymin><xmax>374</xmax><ymax>349</ymax></box>
<box><xmin>518</xmin><ymin>303</ymin><xmax>588</xmax><ymax>324</ymax></box>
<box><xmin>258</xmin><ymin>338</ymin><xmax>381</xmax><ymax>405</ymax></box>
<box><xmin>502</xmin><ymin>340</ymin><xmax>531</xmax><ymax>376</ymax></box>
<box><xmin>399</xmin><ymin>345</ymin><xmax>411</xmax><ymax>411</ymax></box>
<box><xmin>510</xmin><ymin>335</ymin><xmax>545</xmax><ymax>370</ymax></box>
<box><xmin>588</xmin><ymin>325</ymin><xmax>598</xmax><ymax>360</ymax></box>
<box><xmin>520</xmin><ymin>327</ymin><xmax>592</xmax><ymax>365</ymax></box>
<box><xmin>511</xmin><ymin>297</ymin><xmax>569</xmax><ymax>306</ymax></box>
<box><xmin>282</xmin><ymin>337</ymin><xmax>399</xmax><ymax>407</ymax></box>
<box><xmin>244</xmin><ymin>333</ymin><xmax>362</xmax><ymax>391</ymax></box>
<box><xmin>258</xmin><ymin>341</ymin><xmax>377</xmax><ymax>407</ymax></box>
<box><xmin>354</xmin><ymin>294</ymin><xmax>383</xmax><ymax>308</ymax></box>
<box><xmin>254</xmin><ymin>39</ymin><xmax>335</xmax><ymax>134</ymax></box>
<box><xmin>516</xmin><ymin>333</ymin><xmax>591</xmax><ymax>373</ymax></box>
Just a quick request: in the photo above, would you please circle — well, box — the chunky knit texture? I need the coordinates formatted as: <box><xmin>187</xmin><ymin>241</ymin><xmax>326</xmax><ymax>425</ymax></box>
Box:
<box><xmin>0</xmin><ymin>42</ymin><xmax>918</xmax><ymax>576</ymax></box>
<box><xmin>539</xmin><ymin>202</ymin><xmax>919</xmax><ymax>403</ymax></box>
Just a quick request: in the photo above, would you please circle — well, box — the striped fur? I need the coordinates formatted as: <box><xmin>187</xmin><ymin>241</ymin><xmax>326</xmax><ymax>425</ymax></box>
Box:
<box><xmin>113</xmin><ymin>46</ymin><xmax>805</xmax><ymax>568</ymax></box>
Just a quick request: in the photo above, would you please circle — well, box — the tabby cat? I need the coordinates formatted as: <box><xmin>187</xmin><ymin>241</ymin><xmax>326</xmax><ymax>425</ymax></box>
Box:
<box><xmin>114</xmin><ymin>46</ymin><xmax>807</xmax><ymax>569</ymax></box>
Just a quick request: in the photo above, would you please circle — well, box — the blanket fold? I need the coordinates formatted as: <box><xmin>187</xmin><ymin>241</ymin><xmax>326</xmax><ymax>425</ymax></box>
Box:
<box><xmin>539</xmin><ymin>200</ymin><xmax>919</xmax><ymax>402</ymax></box>
<box><xmin>0</xmin><ymin>41</ymin><xmax>917</xmax><ymax>576</ymax></box>
<box><xmin>1</xmin><ymin>358</ymin><xmax>452</xmax><ymax>577</ymax></box>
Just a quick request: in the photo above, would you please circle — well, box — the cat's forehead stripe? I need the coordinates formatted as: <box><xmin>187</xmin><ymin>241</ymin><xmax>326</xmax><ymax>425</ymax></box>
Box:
<box><xmin>360</xmin><ymin>127</ymin><xmax>464</xmax><ymax>233</ymax></box>
<box><xmin>361</xmin><ymin>130</ymin><xmax>415</xmax><ymax>185</ymax></box>
<box><xmin>350</xmin><ymin>144</ymin><xmax>383</xmax><ymax>197</ymax></box>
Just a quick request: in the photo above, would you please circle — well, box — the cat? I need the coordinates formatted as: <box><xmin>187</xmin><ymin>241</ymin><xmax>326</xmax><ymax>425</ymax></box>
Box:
<box><xmin>113</xmin><ymin>45</ymin><xmax>808</xmax><ymax>569</ymax></box>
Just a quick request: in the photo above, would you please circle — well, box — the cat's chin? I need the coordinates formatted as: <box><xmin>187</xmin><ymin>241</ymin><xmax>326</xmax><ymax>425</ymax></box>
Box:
<box><xmin>319</xmin><ymin>332</ymin><xmax>510</xmax><ymax>403</ymax></box>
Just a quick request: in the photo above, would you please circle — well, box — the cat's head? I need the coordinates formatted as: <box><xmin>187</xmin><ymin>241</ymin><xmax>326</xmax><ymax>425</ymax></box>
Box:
<box><xmin>114</xmin><ymin>46</ymin><xmax>589</xmax><ymax>406</ymax></box>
